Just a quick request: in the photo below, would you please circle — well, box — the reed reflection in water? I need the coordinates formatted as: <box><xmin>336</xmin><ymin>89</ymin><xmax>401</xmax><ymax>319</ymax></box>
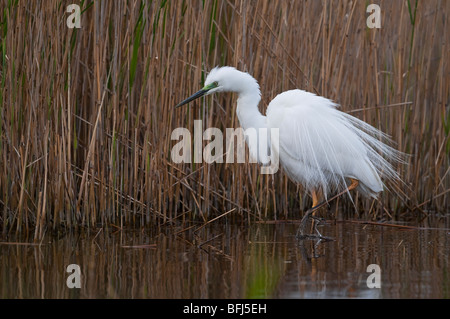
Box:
<box><xmin>0</xmin><ymin>222</ymin><xmax>449</xmax><ymax>298</ymax></box>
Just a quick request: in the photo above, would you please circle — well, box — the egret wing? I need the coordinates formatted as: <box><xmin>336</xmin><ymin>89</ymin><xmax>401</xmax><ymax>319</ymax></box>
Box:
<box><xmin>267</xmin><ymin>90</ymin><xmax>383</xmax><ymax>196</ymax></box>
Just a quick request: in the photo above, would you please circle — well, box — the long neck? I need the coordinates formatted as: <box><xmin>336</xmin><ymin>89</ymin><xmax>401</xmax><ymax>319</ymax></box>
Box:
<box><xmin>236</xmin><ymin>90</ymin><xmax>266</xmax><ymax>131</ymax></box>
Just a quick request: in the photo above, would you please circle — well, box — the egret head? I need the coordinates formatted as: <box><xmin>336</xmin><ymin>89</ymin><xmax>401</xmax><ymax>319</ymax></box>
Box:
<box><xmin>175</xmin><ymin>66</ymin><xmax>260</xmax><ymax>108</ymax></box>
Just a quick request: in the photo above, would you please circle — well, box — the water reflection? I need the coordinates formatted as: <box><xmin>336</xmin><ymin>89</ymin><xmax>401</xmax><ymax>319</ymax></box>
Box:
<box><xmin>0</xmin><ymin>221</ymin><xmax>449</xmax><ymax>298</ymax></box>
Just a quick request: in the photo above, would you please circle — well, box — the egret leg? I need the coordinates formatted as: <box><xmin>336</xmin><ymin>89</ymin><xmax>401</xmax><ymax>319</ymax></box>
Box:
<box><xmin>310</xmin><ymin>190</ymin><xmax>320</xmax><ymax>233</ymax></box>
<box><xmin>296</xmin><ymin>179</ymin><xmax>359</xmax><ymax>240</ymax></box>
<box><xmin>311</xmin><ymin>178</ymin><xmax>359</xmax><ymax>212</ymax></box>
<box><xmin>297</xmin><ymin>190</ymin><xmax>324</xmax><ymax>239</ymax></box>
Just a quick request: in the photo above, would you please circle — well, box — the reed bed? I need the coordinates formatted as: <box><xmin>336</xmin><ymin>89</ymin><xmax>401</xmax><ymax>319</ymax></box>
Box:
<box><xmin>0</xmin><ymin>0</ymin><xmax>449</xmax><ymax>239</ymax></box>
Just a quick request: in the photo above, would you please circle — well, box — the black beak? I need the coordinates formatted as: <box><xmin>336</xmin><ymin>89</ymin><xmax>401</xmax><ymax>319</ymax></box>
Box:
<box><xmin>175</xmin><ymin>89</ymin><xmax>208</xmax><ymax>108</ymax></box>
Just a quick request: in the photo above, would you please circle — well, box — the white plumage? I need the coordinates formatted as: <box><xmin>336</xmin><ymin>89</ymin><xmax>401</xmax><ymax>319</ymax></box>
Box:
<box><xmin>266</xmin><ymin>89</ymin><xmax>400</xmax><ymax>199</ymax></box>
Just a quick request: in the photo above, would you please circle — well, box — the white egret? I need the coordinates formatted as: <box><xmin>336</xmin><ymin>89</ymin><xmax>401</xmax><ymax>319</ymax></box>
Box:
<box><xmin>176</xmin><ymin>66</ymin><xmax>404</xmax><ymax>240</ymax></box>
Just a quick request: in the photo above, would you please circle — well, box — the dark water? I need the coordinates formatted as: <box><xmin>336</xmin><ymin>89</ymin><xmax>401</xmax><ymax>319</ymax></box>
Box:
<box><xmin>1</xmin><ymin>220</ymin><xmax>449</xmax><ymax>298</ymax></box>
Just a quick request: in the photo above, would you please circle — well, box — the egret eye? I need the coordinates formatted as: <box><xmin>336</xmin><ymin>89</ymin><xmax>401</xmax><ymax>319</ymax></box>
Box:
<box><xmin>203</xmin><ymin>81</ymin><xmax>219</xmax><ymax>91</ymax></box>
